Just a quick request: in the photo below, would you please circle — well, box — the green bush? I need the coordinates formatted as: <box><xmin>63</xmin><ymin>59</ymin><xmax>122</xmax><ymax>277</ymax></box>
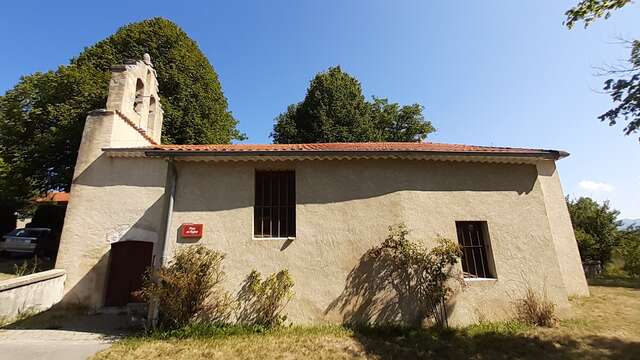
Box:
<box><xmin>236</xmin><ymin>269</ymin><xmax>295</xmax><ymax>328</ymax></box>
<box><xmin>137</xmin><ymin>245</ymin><xmax>233</xmax><ymax>329</ymax></box>
<box><xmin>618</xmin><ymin>228</ymin><xmax>640</xmax><ymax>277</ymax></box>
<box><xmin>369</xmin><ymin>224</ymin><xmax>462</xmax><ymax>326</ymax></box>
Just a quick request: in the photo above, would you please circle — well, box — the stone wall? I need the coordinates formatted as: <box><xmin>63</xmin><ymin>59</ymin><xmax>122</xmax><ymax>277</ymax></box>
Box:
<box><xmin>0</xmin><ymin>269</ymin><xmax>66</xmax><ymax>324</ymax></box>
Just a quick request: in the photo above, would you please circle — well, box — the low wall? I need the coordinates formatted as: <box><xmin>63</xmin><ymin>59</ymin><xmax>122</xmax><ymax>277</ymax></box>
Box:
<box><xmin>0</xmin><ymin>269</ymin><xmax>66</xmax><ymax>323</ymax></box>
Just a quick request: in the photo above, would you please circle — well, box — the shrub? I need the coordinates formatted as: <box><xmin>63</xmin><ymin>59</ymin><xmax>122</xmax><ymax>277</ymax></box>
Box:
<box><xmin>618</xmin><ymin>228</ymin><xmax>640</xmax><ymax>277</ymax></box>
<box><xmin>514</xmin><ymin>287</ymin><xmax>557</xmax><ymax>327</ymax></box>
<box><xmin>236</xmin><ymin>269</ymin><xmax>294</xmax><ymax>328</ymax></box>
<box><xmin>137</xmin><ymin>245</ymin><xmax>232</xmax><ymax>329</ymax></box>
<box><xmin>368</xmin><ymin>224</ymin><xmax>463</xmax><ymax>327</ymax></box>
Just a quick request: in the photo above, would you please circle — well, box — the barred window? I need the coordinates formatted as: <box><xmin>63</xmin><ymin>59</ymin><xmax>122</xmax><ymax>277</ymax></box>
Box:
<box><xmin>254</xmin><ymin>171</ymin><xmax>295</xmax><ymax>238</ymax></box>
<box><xmin>455</xmin><ymin>221</ymin><xmax>495</xmax><ymax>278</ymax></box>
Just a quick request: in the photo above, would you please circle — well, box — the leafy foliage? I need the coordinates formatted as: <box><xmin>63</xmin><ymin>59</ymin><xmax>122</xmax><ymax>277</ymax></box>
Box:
<box><xmin>565</xmin><ymin>1</ymin><xmax>640</xmax><ymax>142</ymax></box>
<box><xmin>618</xmin><ymin>227</ymin><xmax>640</xmax><ymax>276</ymax></box>
<box><xmin>368</xmin><ymin>97</ymin><xmax>434</xmax><ymax>142</ymax></box>
<box><xmin>137</xmin><ymin>245</ymin><xmax>233</xmax><ymax>329</ymax></box>
<box><xmin>0</xmin><ymin>18</ymin><xmax>243</xmax><ymax>209</ymax></box>
<box><xmin>567</xmin><ymin>196</ymin><xmax>621</xmax><ymax>265</ymax></box>
<box><xmin>598</xmin><ymin>40</ymin><xmax>640</xmax><ymax>141</ymax></box>
<box><xmin>368</xmin><ymin>224</ymin><xmax>462</xmax><ymax>326</ymax></box>
<box><xmin>564</xmin><ymin>0</ymin><xmax>631</xmax><ymax>29</ymax></box>
<box><xmin>328</xmin><ymin>224</ymin><xmax>462</xmax><ymax>327</ymax></box>
<box><xmin>236</xmin><ymin>269</ymin><xmax>295</xmax><ymax>328</ymax></box>
<box><xmin>272</xmin><ymin>66</ymin><xmax>434</xmax><ymax>143</ymax></box>
<box><xmin>0</xmin><ymin>66</ymin><xmax>105</xmax><ymax>203</ymax></box>
<box><xmin>72</xmin><ymin>18</ymin><xmax>244</xmax><ymax>145</ymax></box>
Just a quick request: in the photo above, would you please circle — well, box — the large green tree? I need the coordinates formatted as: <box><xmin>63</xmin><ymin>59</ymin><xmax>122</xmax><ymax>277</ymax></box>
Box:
<box><xmin>565</xmin><ymin>0</ymin><xmax>640</xmax><ymax>142</ymax></box>
<box><xmin>618</xmin><ymin>226</ymin><xmax>640</xmax><ymax>276</ymax></box>
<box><xmin>567</xmin><ymin>196</ymin><xmax>622</xmax><ymax>265</ymax></box>
<box><xmin>0</xmin><ymin>17</ymin><xmax>244</xmax><ymax>210</ymax></box>
<box><xmin>272</xmin><ymin>66</ymin><xmax>434</xmax><ymax>143</ymax></box>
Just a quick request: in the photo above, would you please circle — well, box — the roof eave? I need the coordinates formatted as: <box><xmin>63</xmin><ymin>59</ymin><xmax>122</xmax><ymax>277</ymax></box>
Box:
<box><xmin>102</xmin><ymin>148</ymin><xmax>569</xmax><ymax>161</ymax></box>
<box><xmin>146</xmin><ymin>150</ymin><xmax>565</xmax><ymax>160</ymax></box>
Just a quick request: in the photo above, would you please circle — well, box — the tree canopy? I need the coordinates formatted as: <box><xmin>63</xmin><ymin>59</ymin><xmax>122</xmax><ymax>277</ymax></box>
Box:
<box><xmin>272</xmin><ymin>66</ymin><xmax>434</xmax><ymax>143</ymax></box>
<box><xmin>618</xmin><ymin>226</ymin><xmax>640</xmax><ymax>276</ymax></box>
<box><xmin>0</xmin><ymin>18</ymin><xmax>243</xmax><ymax>209</ymax></box>
<box><xmin>567</xmin><ymin>196</ymin><xmax>621</xmax><ymax>265</ymax></box>
<box><xmin>564</xmin><ymin>0</ymin><xmax>632</xmax><ymax>29</ymax></box>
<box><xmin>565</xmin><ymin>0</ymin><xmax>639</xmax><ymax>142</ymax></box>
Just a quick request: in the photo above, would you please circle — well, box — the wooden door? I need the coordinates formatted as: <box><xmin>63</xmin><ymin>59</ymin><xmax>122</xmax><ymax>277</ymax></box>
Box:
<box><xmin>105</xmin><ymin>240</ymin><xmax>153</xmax><ymax>306</ymax></box>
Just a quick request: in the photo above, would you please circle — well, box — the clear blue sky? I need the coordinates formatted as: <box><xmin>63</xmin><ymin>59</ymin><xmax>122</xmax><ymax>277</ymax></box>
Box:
<box><xmin>1</xmin><ymin>1</ymin><xmax>639</xmax><ymax>218</ymax></box>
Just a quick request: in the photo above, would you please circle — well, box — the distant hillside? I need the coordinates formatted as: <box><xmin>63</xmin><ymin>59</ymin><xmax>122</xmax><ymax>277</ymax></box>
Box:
<box><xmin>619</xmin><ymin>218</ymin><xmax>640</xmax><ymax>229</ymax></box>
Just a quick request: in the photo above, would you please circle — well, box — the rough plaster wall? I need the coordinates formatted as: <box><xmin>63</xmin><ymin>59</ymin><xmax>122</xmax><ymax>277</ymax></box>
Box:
<box><xmin>537</xmin><ymin>161</ymin><xmax>589</xmax><ymax>297</ymax></box>
<box><xmin>0</xmin><ymin>270</ymin><xmax>66</xmax><ymax>322</ymax></box>
<box><xmin>110</xmin><ymin>114</ymin><xmax>153</xmax><ymax>148</ymax></box>
<box><xmin>168</xmin><ymin>159</ymin><xmax>573</xmax><ymax>326</ymax></box>
<box><xmin>56</xmin><ymin>111</ymin><xmax>167</xmax><ymax>308</ymax></box>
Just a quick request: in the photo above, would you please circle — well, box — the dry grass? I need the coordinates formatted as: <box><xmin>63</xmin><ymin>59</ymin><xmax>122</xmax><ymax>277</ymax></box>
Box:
<box><xmin>94</xmin><ymin>280</ymin><xmax>640</xmax><ymax>360</ymax></box>
<box><xmin>0</xmin><ymin>254</ymin><xmax>54</xmax><ymax>281</ymax></box>
<box><xmin>514</xmin><ymin>287</ymin><xmax>558</xmax><ymax>327</ymax></box>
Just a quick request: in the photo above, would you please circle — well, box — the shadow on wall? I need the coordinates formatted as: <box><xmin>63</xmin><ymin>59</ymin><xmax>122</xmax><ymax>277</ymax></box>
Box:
<box><xmin>73</xmin><ymin>154</ymin><xmax>167</xmax><ymax>188</ymax></box>
<box><xmin>324</xmin><ymin>247</ymin><xmax>459</xmax><ymax>327</ymax></box>
<box><xmin>60</xmin><ymin>252</ymin><xmax>111</xmax><ymax>307</ymax></box>
<box><xmin>59</xmin><ymin>195</ymin><xmax>167</xmax><ymax>307</ymax></box>
<box><xmin>171</xmin><ymin>160</ymin><xmax>538</xmax><ymax>213</ymax></box>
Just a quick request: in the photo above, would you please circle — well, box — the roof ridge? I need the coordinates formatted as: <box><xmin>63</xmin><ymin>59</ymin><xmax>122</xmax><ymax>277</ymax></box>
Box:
<box><xmin>152</xmin><ymin>142</ymin><xmax>551</xmax><ymax>152</ymax></box>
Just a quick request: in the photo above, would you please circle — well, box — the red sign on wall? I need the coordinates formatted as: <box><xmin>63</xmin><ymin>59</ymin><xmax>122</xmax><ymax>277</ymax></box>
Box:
<box><xmin>180</xmin><ymin>223</ymin><xmax>203</xmax><ymax>238</ymax></box>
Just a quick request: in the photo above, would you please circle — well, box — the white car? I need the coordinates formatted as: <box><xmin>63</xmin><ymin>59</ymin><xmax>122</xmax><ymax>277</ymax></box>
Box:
<box><xmin>0</xmin><ymin>228</ymin><xmax>52</xmax><ymax>255</ymax></box>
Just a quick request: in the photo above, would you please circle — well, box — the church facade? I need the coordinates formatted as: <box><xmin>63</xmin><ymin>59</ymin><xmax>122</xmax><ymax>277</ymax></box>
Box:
<box><xmin>55</xmin><ymin>57</ymin><xmax>588</xmax><ymax>326</ymax></box>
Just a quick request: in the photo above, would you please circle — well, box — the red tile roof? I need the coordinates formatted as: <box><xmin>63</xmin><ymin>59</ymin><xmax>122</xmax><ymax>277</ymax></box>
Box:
<box><xmin>136</xmin><ymin>142</ymin><xmax>567</xmax><ymax>159</ymax></box>
<box><xmin>35</xmin><ymin>192</ymin><xmax>70</xmax><ymax>204</ymax></box>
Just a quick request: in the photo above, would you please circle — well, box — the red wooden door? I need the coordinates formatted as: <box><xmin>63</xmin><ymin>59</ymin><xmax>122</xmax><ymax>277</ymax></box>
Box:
<box><xmin>105</xmin><ymin>240</ymin><xmax>153</xmax><ymax>306</ymax></box>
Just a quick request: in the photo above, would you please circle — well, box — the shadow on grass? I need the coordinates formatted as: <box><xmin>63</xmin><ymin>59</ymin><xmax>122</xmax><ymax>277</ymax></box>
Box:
<box><xmin>349</xmin><ymin>325</ymin><xmax>640</xmax><ymax>360</ymax></box>
<box><xmin>587</xmin><ymin>276</ymin><xmax>640</xmax><ymax>289</ymax></box>
<box><xmin>122</xmin><ymin>322</ymin><xmax>640</xmax><ymax>360</ymax></box>
<box><xmin>2</xmin><ymin>304</ymin><xmax>132</xmax><ymax>340</ymax></box>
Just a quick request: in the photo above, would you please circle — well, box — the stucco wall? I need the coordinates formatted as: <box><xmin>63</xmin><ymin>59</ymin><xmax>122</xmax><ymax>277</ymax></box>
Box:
<box><xmin>0</xmin><ymin>269</ymin><xmax>66</xmax><ymax>323</ymax></box>
<box><xmin>537</xmin><ymin>161</ymin><xmax>589</xmax><ymax>297</ymax></box>
<box><xmin>167</xmin><ymin>159</ymin><xmax>576</xmax><ymax>326</ymax></box>
<box><xmin>56</xmin><ymin>110</ymin><xmax>167</xmax><ymax>307</ymax></box>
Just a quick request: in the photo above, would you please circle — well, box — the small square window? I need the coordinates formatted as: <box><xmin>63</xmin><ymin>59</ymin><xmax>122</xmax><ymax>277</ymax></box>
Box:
<box><xmin>455</xmin><ymin>221</ymin><xmax>495</xmax><ymax>279</ymax></box>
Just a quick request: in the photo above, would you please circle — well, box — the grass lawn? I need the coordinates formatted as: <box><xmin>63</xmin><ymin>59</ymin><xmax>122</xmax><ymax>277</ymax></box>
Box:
<box><xmin>94</xmin><ymin>280</ymin><xmax>640</xmax><ymax>360</ymax></box>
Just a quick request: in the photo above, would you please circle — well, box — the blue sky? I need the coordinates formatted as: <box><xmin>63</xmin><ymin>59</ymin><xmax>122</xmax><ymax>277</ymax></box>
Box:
<box><xmin>1</xmin><ymin>1</ymin><xmax>639</xmax><ymax>218</ymax></box>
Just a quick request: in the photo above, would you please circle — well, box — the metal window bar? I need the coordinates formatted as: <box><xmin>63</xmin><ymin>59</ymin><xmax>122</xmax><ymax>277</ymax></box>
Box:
<box><xmin>456</xmin><ymin>221</ymin><xmax>492</xmax><ymax>278</ymax></box>
<box><xmin>255</xmin><ymin>171</ymin><xmax>295</xmax><ymax>238</ymax></box>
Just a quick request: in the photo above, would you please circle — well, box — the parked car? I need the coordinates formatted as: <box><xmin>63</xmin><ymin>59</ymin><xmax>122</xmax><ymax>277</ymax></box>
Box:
<box><xmin>0</xmin><ymin>228</ymin><xmax>53</xmax><ymax>256</ymax></box>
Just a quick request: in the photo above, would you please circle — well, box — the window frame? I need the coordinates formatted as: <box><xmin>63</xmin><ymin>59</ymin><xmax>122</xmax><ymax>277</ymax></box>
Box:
<box><xmin>253</xmin><ymin>170</ymin><xmax>296</xmax><ymax>240</ymax></box>
<box><xmin>455</xmin><ymin>221</ymin><xmax>496</xmax><ymax>280</ymax></box>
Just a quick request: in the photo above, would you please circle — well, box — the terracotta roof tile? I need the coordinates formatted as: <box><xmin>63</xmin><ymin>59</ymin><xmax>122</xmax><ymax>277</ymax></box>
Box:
<box><xmin>35</xmin><ymin>192</ymin><xmax>70</xmax><ymax>203</ymax></box>
<box><xmin>140</xmin><ymin>142</ymin><xmax>565</xmax><ymax>158</ymax></box>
